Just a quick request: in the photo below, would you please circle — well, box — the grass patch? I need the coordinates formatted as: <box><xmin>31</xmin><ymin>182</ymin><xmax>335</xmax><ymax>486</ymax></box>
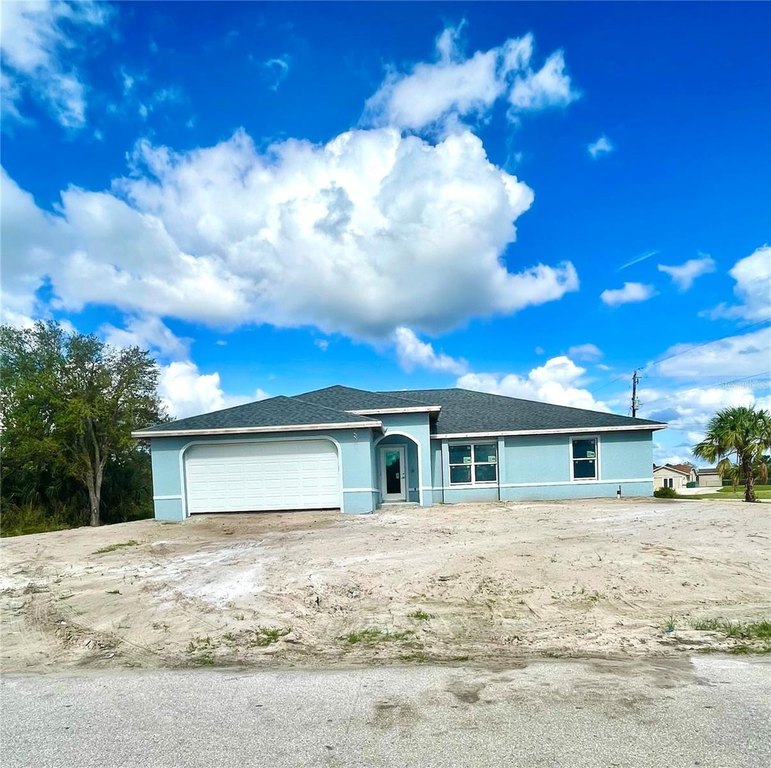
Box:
<box><xmin>408</xmin><ymin>609</ymin><xmax>432</xmax><ymax>621</ymax></box>
<box><xmin>714</xmin><ymin>485</ymin><xmax>771</xmax><ymax>500</ymax></box>
<box><xmin>187</xmin><ymin>635</ymin><xmax>216</xmax><ymax>653</ymax></box>
<box><xmin>343</xmin><ymin>628</ymin><xmax>415</xmax><ymax>645</ymax></box>
<box><xmin>690</xmin><ymin>618</ymin><xmax>771</xmax><ymax>653</ymax></box>
<box><xmin>250</xmin><ymin>626</ymin><xmax>291</xmax><ymax>646</ymax></box>
<box><xmin>190</xmin><ymin>652</ymin><xmax>215</xmax><ymax>666</ymax></box>
<box><xmin>93</xmin><ymin>540</ymin><xmax>139</xmax><ymax>555</ymax></box>
<box><xmin>221</xmin><ymin>626</ymin><xmax>291</xmax><ymax>648</ymax></box>
<box><xmin>400</xmin><ymin>651</ymin><xmax>431</xmax><ymax>663</ymax></box>
<box><xmin>690</xmin><ymin>618</ymin><xmax>771</xmax><ymax>640</ymax></box>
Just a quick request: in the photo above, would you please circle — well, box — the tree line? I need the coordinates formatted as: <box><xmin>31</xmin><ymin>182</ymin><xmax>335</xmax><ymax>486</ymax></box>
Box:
<box><xmin>1</xmin><ymin>322</ymin><xmax>166</xmax><ymax>536</ymax></box>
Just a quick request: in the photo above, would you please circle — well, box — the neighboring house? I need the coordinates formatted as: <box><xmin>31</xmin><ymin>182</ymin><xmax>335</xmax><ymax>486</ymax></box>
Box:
<box><xmin>134</xmin><ymin>385</ymin><xmax>666</xmax><ymax>521</ymax></box>
<box><xmin>653</xmin><ymin>464</ymin><xmax>694</xmax><ymax>490</ymax></box>
<box><xmin>696</xmin><ymin>467</ymin><xmax>723</xmax><ymax>487</ymax></box>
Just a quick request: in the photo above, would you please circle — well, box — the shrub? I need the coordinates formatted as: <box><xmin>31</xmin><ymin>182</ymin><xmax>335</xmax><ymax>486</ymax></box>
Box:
<box><xmin>654</xmin><ymin>487</ymin><xmax>678</xmax><ymax>498</ymax></box>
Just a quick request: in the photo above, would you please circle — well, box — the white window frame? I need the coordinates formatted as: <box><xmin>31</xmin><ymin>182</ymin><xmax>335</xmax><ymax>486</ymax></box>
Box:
<box><xmin>570</xmin><ymin>436</ymin><xmax>600</xmax><ymax>482</ymax></box>
<box><xmin>448</xmin><ymin>442</ymin><xmax>498</xmax><ymax>486</ymax></box>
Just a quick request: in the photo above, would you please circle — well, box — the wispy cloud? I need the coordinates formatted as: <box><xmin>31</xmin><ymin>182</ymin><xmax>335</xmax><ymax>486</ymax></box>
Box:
<box><xmin>619</xmin><ymin>250</ymin><xmax>658</xmax><ymax>271</ymax></box>
<box><xmin>587</xmin><ymin>134</ymin><xmax>614</xmax><ymax>159</ymax></box>
<box><xmin>263</xmin><ymin>56</ymin><xmax>290</xmax><ymax>91</ymax></box>
<box><xmin>658</xmin><ymin>255</ymin><xmax>716</xmax><ymax>291</ymax></box>
<box><xmin>1</xmin><ymin>0</ymin><xmax>112</xmax><ymax>129</ymax></box>
<box><xmin>568</xmin><ymin>343</ymin><xmax>603</xmax><ymax>361</ymax></box>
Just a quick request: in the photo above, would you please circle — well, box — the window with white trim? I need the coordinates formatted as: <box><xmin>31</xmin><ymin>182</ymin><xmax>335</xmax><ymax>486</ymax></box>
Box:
<box><xmin>449</xmin><ymin>443</ymin><xmax>497</xmax><ymax>485</ymax></box>
<box><xmin>664</xmin><ymin>477</ymin><xmax>674</xmax><ymax>489</ymax></box>
<box><xmin>571</xmin><ymin>437</ymin><xmax>598</xmax><ymax>480</ymax></box>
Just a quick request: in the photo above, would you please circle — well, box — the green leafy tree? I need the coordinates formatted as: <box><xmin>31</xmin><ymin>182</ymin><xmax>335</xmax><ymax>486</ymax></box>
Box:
<box><xmin>1</xmin><ymin>321</ymin><xmax>166</xmax><ymax>527</ymax></box>
<box><xmin>693</xmin><ymin>406</ymin><xmax>771</xmax><ymax>502</ymax></box>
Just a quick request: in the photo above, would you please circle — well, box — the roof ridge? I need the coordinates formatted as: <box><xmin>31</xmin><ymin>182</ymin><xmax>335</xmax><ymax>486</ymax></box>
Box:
<box><xmin>289</xmin><ymin>394</ymin><xmax>378</xmax><ymax>421</ymax></box>
<box><xmin>295</xmin><ymin>384</ymin><xmax>433</xmax><ymax>408</ymax></box>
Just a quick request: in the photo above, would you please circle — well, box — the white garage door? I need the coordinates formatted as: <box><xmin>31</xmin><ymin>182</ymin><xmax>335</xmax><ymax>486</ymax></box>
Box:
<box><xmin>184</xmin><ymin>440</ymin><xmax>340</xmax><ymax>514</ymax></box>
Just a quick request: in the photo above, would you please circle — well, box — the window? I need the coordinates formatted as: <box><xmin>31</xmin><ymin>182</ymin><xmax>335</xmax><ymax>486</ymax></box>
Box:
<box><xmin>449</xmin><ymin>443</ymin><xmax>497</xmax><ymax>485</ymax></box>
<box><xmin>571</xmin><ymin>437</ymin><xmax>598</xmax><ymax>480</ymax></box>
<box><xmin>664</xmin><ymin>478</ymin><xmax>674</xmax><ymax>489</ymax></box>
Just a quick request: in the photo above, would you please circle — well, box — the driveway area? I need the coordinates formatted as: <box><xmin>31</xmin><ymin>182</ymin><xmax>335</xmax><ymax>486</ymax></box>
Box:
<box><xmin>1</xmin><ymin>498</ymin><xmax>769</xmax><ymax>671</ymax></box>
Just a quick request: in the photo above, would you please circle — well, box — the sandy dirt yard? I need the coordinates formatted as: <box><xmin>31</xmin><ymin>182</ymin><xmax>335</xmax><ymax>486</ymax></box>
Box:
<box><xmin>1</xmin><ymin>498</ymin><xmax>769</xmax><ymax>672</ymax></box>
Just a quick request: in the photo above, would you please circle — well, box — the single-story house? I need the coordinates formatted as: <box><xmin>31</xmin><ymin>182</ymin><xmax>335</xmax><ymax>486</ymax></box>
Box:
<box><xmin>653</xmin><ymin>463</ymin><xmax>695</xmax><ymax>490</ymax></box>
<box><xmin>696</xmin><ymin>467</ymin><xmax>723</xmax><ymax>487</ymax></box>
<box><xmin>133</xmin><ymin>385</ymin><xmax>666</xmax><ymax>521</ymax></box>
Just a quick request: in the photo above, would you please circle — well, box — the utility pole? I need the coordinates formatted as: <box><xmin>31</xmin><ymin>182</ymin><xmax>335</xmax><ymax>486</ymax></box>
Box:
<box><xmin>631</xmin><ymin>370</ymin><xmax>640</xmax><ymax>417</ymax></box>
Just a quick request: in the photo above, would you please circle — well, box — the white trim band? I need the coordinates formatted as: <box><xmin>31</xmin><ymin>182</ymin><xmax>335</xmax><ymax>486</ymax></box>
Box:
<box><xmin>434</xmin><ymin>424</ymin><xmax>664</xmax><ymax>439</ymax></box>
<box><xmin>348</xmin><ymin>406</ymin><xmax>441</xmax><ymax>415</ymax></box>
<box><xmin>432</xmin><ymin>477</ymin><xmax>652</xmax><ymax>491</ymax></box>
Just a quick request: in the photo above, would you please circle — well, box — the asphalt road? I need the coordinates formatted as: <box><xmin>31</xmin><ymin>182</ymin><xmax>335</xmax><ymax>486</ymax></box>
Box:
<box><xmin>2</xmin><ymin>656</ymin><xmax>769</xmax><ymax>767</ymax></box>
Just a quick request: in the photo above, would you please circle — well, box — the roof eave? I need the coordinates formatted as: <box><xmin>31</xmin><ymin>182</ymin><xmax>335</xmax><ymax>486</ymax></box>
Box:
<box><xmin>433</xmin><ymin>423</ymin><xmax>666</xmax><ymax>439</ymax></box>
<box><xmin>132</xmin><ymin>420</ymin><xmax>382</xmax><ymax>439</ymax></box>
<box><xmin>347</xmin><ymin>406</ymin><xmax>441</xmax><ymax>416</ymax></box>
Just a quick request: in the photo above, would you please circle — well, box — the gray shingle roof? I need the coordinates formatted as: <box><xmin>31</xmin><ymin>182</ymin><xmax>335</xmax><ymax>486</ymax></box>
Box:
<box><xmin>380</xmin><ymin>388</ymin><xmax>664</xmax><ymax>434</ymax></box>
<box><xmin>136</xmin><ymin>384</ymin><xmax>665</xmax><ymax>436</ymax></box>
<box><xmin>292</xmin><ymin>385</ymin><xmax>430</xmax><ymax>411</ymax></box>
<box><xmin>136</xmin><ymin>395</ymin><xmax>375</xmax><ymax>434</ymax></box>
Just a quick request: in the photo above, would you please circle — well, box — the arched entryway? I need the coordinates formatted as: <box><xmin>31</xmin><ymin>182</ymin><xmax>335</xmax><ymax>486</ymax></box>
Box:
<box><xmin>375</xmin><ymin>433</ymin><xmax>420</xmax><ymax>504</ymax></box>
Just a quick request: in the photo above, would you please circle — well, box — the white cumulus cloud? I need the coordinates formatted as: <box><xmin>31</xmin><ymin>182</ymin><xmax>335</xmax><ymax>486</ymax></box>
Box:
<box><xmin>649</xmin><ymin>326</ymin><xmax>771</xmax><ymax>380</ymax></box>
<box><xmin>708</xmin><ymin>245</ymin><xmax>771</xmax><ymax>322</ymax></box>
<box><xmin>458</xmin><ymin>355</ymin><xmax>609</xmax><ymax>412</ymax></box>
<box><xmin>600</xmin><ymin>282</ymin><xmax>656</xmax><ymax>307</ymax></box>
<box><xmin>393</xmin><ymin>327</ymin><xmax>467</xmax><ymax>375</ymax></box>
<box><xmin>641</xmin><ymin>383</ymin><xmax>770</xmax><ymax>436</ymax></box>
<box><xmin>158</xmin><ymin>360</ymin><xmax>228</xmax><ymax>419</ymax></box>
<box><xmin>658</xmin><ymin>255</ymin><xmax>716</xmax><ymax>291</ymax></box>
<box><xmin>2</xmin><ymin>126</ymin><xmax>579</xmax><ymax>339</ymax></box>
<box><xmin>101</xmin><ymin>315</ymin><xmax>191</xmax><ymax>361</ymax></box>
<box><xmin>364</xmin><ymin>26</ymin><xmax>578</xmax><ymax>132</ymax></box>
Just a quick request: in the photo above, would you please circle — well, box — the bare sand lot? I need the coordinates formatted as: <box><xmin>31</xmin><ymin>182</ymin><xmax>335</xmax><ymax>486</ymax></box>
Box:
<box><xmin>1</xmin><ymin>498</ymin><xmax>769</xmax><ymax>672</ymax></box>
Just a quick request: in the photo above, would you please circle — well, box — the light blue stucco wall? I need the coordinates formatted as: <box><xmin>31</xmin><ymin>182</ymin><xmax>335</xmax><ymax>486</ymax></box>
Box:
<box><xmin>372</xmin><ymin>413</ymin><xmax>433</xmax><ymax>507</ymax></box>
<box><xmin>149</xmin><ymin>428</ymin><xmax>378</xmax><ymax>521</ymax></box>
<box><xmin>148</xmin><ymin>421</ymin><xmax>656</xmax><ymax>521</ymax></box>
<box><xmin>431</xmin><ymin>430</ymin><xmax>655</xmax><ymax>504</ymax></box>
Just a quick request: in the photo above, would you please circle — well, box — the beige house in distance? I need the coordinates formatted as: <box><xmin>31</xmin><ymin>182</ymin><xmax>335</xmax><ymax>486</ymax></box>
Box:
<box><xmin>696</xmin><ymin>467</ymin><xmax>723</xmax><ymax>487</ymax></box>
<box><xmin>653</xmin><ymin>463</ymin><xmax>696</xmax><ymax>490</ymax></box>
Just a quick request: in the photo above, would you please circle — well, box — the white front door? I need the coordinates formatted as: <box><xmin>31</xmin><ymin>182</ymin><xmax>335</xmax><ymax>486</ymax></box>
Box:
<box><xmin>380</xmin><ymin>446</ymin><xmax>406</xmax><ymax>502</ymax></box>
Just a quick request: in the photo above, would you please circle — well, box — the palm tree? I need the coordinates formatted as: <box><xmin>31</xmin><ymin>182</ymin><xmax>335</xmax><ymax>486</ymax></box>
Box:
<box><xmin>693</xmin><ymin>406</ymin><xmax>771</xmax><ymax>502</ymax></box>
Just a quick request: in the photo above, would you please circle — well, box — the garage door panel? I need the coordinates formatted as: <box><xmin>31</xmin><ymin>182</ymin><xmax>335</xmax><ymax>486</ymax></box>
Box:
<box><xmin>184</xmin><ymin>440</ymin><xmax>340</xmax><ymax>513</ymax></box>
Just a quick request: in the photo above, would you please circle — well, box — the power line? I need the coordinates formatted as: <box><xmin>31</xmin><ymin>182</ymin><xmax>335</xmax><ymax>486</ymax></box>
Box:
<box><xmin>592</xmin><ymin>319</ymin><xmax>770</xmax><ymax>396</ymax></box>
<box><xmin>635</xmin><ymin>370</ymin><xmax>771</xmax><ymax>412</ymax></box>
<box><xmin>640</xmin><ymin>318</ymin><xmax>770</xmax><ymax>373</ymax></box>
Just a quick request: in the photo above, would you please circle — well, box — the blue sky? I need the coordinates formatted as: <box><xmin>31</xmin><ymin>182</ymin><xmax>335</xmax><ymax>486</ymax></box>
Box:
<box><xmin>2</xmin><ymin>1</ymin><xmax>769</xmax><ymax>464</ymax></box>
